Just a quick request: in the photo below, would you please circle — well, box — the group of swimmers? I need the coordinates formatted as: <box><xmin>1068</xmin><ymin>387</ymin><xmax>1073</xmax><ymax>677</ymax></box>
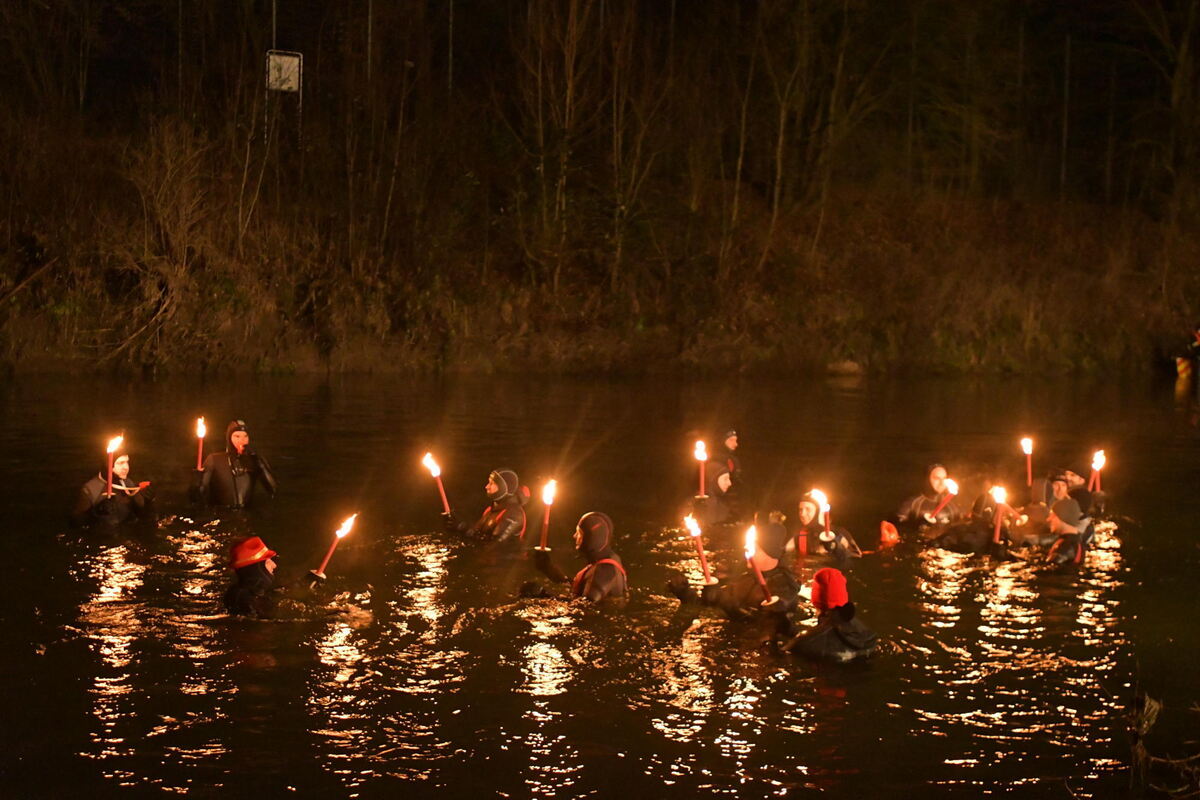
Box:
<box><xmin>70</xmin><ymin>421</ymin><xmax>1110</xmax><ymax>664</ymax></box>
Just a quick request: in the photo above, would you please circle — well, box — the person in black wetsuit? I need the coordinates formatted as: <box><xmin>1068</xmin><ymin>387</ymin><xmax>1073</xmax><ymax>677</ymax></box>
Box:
<box><xmin>786</xmin><ymin>493</ymin><xmax>863</xmax><ymax>561</ymax></box>
<box><xmin>1045</xmin><ymin>496</ymin><xmax>1092</xmax><ymax>566</ymax></box>
<box><xmin>896</xmin><ymin>463</ymin><xmax>963</xmax><ymax>527</ymax></box>
<box><xmin>779</xmin><ymin>567</ymin><xmax>877</xmax><ymax>662</ymax></box>
<box><xmin>716</xmin><ymin>429</ymin><xmax>745</xmax><ymax>519</ymax></box>
<box><xmin>442</xmin><ymin>468</ymin><xmax>528</xmax><ymax>541</ymax></box>
<box><xmin>71</xmin><ymin>450</ymin><xmax>155</xmax><ymax>527</ymax></box>
<box><xmin>222</xmin><ymin>535</ymin><xmax>280</xmax><ymax>617</ymax></box>
<box><xmin>1061</xmin><ymin>468</ymin><xmax>1104</xmax><ymax>517</ymax></box>
<box><xmin>692</xmin><ymin>461</ymin><xmax>735</xmax><ymax>527</ymax></box>
<box><xmin>531</xmin><ymin>511</ymin><xmax>628</xmax><ymax>601</ymax></box>
<box><xmin>670</xmin><ymin>512</ymin><xmax>800</xmax><ymax>617</ymax></box>
<box><xmin>193</xmin><ymin>420</ymin><xmax>277</xmax><ymax>509</ymax></box>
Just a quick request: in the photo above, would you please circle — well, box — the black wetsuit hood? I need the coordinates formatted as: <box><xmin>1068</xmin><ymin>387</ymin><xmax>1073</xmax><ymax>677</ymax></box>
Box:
<box><xmin>487</xmin><ymin>468</ymin><xmax>526</xmax><ymax>504</ymax></box>
<box><xmin>577</xmin><ymin>511</ymin><xmax>617</xmax><ymax>564</ymax></box>
<box><xmin>758</xmin><ymin>519</ymin><xmax>789</xmax><ymax>561</ymax></box>
<box><xmin>225</xmin><ymin>420</ymin><xmax>248</xmax><ymax>454</ymax></box>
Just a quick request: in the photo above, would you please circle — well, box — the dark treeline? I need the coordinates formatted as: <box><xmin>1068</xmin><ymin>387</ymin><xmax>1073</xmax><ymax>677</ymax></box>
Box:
<box><xmin>2</xmin><ymin>0</ymin><xmax>1199</xmax><ymax>373</ymax></box>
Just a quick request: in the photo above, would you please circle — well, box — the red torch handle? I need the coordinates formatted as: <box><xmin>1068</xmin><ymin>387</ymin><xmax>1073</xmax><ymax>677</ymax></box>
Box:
<box><xmin>698</xmin><ymin>461</ymin><xmax>706</xmax><ymax>495</ymax></box>
<box><xmin>539</xmin><ymin>506</ymin><xmax>551</xmax><ymax>549</ymax></box>
<box><xmin>196</xmin><ymin>439</ymin><xmax>204</xmax><ymax>471</ymax></box>
<box><xmin>824</xmin><ymin>509</ymin><xmax>832</xmax><ymax>535</ymax></box>
<box><xmin>930</xmin><ymin>494</ymin><xmax>952</xmax><ymax>518</ymax></box>
<box><xmin>435</xmin><ymin>476</ymin><xmax>451</xmax><ymax>514</ymax></box>
<box><xmin>992</xmin><ymin>507</ymin><xmax>1003</xmax><ymax>544</ymax></box>
<box><xmin>748</xmin><ymin>559</ymin><xmax>772</xmax><ymax>603</ymax></box>
<box><xmin>106</xmin><ymin>452</ymin><xmax>114</xmax><ymax>497</ymax></box>
<box><xmin>1025</xmin><ymin>454</ymin><xmax>1032</xmax><ymax>487</ymax></box>
<box><xmin>316</xmin><ymin>537</ymin><xmax>340</xmax><ymax>576</ymax></box>
<box><xmin>693</xmin><ymin>538</ymin><xmax>712</xmax><ymax>583</ymax></box>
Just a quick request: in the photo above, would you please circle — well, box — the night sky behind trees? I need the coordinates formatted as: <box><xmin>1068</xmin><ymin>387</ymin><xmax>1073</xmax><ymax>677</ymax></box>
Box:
<box><xmin>2</xmin><ymin>0</ymin><xmax>1198</xmax><ymax>373</ymax></box>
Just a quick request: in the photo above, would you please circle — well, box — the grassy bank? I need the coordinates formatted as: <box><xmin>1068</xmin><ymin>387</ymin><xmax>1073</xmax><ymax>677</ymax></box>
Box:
<box><xmin>0</xmin><ymin>118</ymin><xmax>1194</xmax><ymax>377</ymax></box>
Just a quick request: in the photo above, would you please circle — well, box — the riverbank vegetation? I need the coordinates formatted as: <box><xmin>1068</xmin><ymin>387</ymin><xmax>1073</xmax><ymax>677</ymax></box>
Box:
<box><xmin>2</xmin><ymin>1</ymin><xmax>1198</xmax><ymax>374</ymax></box>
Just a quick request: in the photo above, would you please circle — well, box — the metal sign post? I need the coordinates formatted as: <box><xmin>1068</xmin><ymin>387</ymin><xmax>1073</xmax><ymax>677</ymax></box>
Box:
<box><xmin>265</xmin><ymin>49</ymin><xmax>303</xmax><ymax>144</ymax></box>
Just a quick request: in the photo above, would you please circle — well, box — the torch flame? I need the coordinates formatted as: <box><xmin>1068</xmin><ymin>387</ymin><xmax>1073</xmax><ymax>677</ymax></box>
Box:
<box><xmin>684</xmin><ymin>514</ymin><xmax>702</xmax><ymax>538</ymax></box>
<box><xmin>809</xmin><ymin>488</ymin><xmax>831</xmax><ymax>513</ymax></box>
<box><xmin>743</xmin><ymin>525</ymin><xmax>758</xmax><ymax>560</ymax></box>
<box><xmin>990</xmin><ymin>485</ymin><xmax>1007</xmax><ymax>505</ymax></box>
<box><xmin>944</xmin><ymin>478</ymin><xmax>959</xmax><ymax>496</ymax></box>
<box><xmin>694</xmin><ymin>440</ymin><xmax>708</xmax><ymax>462</ymax></box>
<box><xmin>1092</xmin><ymin>450</ymin><xmax>1106</xmax><ymax>471</ymax></box>
<box><xmin>335</xmin><ymin>514</ymin><xmax>358</xmax><ymax>539</ymax></box>
<box><xmin>196</xmin><ymin>417</ymin><xmax>206</xmax><ymax>438</ymax></box>
<box><xmin>106</xmin><ymin>435</ymin><xmax>124</xmax><ymax>454</ymax></box>
<box><xmin>542</xmin><ymin>479</ymin><xmax>557</xmax><ymax>506</ymax></box>
<box><xmin>421</xmin><ymin>452</ymin><xmax>441</xmax><ymax>478</ymax></box>
<box><xmin>1020</xmin><ymin>437</ymin><xmax>1033</xmax><ymax>455</ymax></box>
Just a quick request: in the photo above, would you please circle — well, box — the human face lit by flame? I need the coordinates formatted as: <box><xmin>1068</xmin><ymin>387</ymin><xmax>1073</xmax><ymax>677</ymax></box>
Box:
<box><xmin>1063</xmin><ymin>470</ymin><xmax>1086</xmax><ymax>490</ymax></box>
<box><xmin>230</xmin><ymin>431</ymin><xmax>249</xmax><ymax>454</ymax></box>
<box><xmin>1051</xmin><ymin>479</ymin><xmax>1069</xmax><ymax>500</ymax></box>
<box><xmin>486</xmin><ymin>476</ymin><xmax>500</xmax><ymax>495</ymax></box>
<box><xmin>112</xmin><ymin>455</ymin><xmax>130</xmax><ymax>481</ymax></box>
<box><xmin>797</xmin><ymin>500</ymin><xmax>818</xmax><ymax>526</ymax></box>
<box><xmin>929</xmin><ymin>466</ymin><xmax>948</xmax><ymax>494</ymax></box>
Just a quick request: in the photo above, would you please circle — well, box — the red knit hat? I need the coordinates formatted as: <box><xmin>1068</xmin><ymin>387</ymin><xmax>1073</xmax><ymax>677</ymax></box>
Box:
<box><xmin>811</xmin><ymin>567</ymin><xmax>849</xmax><ymax>612</ymax></box>
<box><xmin>230</xmin><ymin>536</ymin><xmax>277</xmax><ymax>570</ymax></box>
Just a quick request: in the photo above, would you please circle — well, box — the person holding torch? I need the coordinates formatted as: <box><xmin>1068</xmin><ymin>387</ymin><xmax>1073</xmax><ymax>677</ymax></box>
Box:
<box><xmin>530</xmin><ymin>512</ymin><xmax>627</xmax><ymax>602</ymax></box>
<box><xmin>668</xmin><ymin>515</ymin><xmax>799</xmax><ymax>618</ymax></box>
<box><xmin>71</xmin><ymin>438</ymin><xmax>155</xmax><ymax>528</ymax></box>
<box><xmin>897</xmin><ymin>464</ymin><xmax>963</xmax><ymax>527</ymax></box>
<box><xmin>787</xmin><ymin>491</ymin><xmax>863</xmax><ymax>562</ymax></box>
<box><xmin>193</xmin><ymin>420</ymin><xmax>277</xmax><ymax>509</ymax></box>
<box><xmin>442</xmin><ymin>468</ymin><xmax>528</xmax><ymax>542</ymax></box>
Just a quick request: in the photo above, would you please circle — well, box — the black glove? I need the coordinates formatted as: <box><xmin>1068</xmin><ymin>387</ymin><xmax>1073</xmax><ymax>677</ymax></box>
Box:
<box><xmin>95</xmin><ymin>496</ymin><xmax>116</xmax><ymax>518</ymax></box>
<box><xmin>188</xmin><ymin>470</ymin><xmax>205</xmax><ymax>503</ymax></box>
<box><xmin>441</xmin><ymin>511</ymin><xmax>464</xmax><ymax>533</ymax></box>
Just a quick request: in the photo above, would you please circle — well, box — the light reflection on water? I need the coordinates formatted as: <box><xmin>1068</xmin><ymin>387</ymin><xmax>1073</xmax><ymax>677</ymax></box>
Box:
<box><xmin>78</xmin><ymin>542</ymin><xmax>146</xmax><ymax>761</ymax></box>
<box><xmin>9</xmin><ymin>375</ymin><xmax>1172</xmax><ymax>797</ymax></box>
<box><xmin>902</xmin><ymin>535</ymin><xmax>1128</xmax><ymax>792</ymax></box>
<box><xmin>56</xmin><ymin>519</ymin><xmax>1136</xmax><ymax>797</ymax></box>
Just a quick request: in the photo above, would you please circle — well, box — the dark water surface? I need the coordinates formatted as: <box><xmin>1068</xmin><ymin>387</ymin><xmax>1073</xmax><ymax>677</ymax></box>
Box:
<box><xmin>3</xmin><ymin>374</ymin><xmax>1198</xmax><ymax>798</ymax></box>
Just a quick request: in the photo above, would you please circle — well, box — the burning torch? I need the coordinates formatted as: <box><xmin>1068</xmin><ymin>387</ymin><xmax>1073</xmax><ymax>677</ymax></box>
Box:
<box><xmin>310</xmin><ymin>513</ymin><xmax>357</xmax><ymax>583</ymax></box>
<box><xmin>684</xmin><ymin>514</ymin><xmax>717</xmax><ymax>585</ymax></box>
<box><xmin>422</xmin><ymin>452</ymin><xmax>451</xmax><ymax>514</ymax></box>
<box><xmin>1088</xmin><ymin>450</ymin><xmax>1105</xmax><ymax>492</ymax></box>
<box><xmin>744</xmin><ymin>526</ymin><xmax>779</xmax><ymax>607</ymax></box>
<box><xmin>810</xmin><ymin>488</ymin><xmax>832</xmax><ymax>537</ymax></box>
<box><xmin>195</xmin><ymin>417</ymin><xmax>207</xmax><ymax>471</ymax></box>
<box><xmin>926</xmin><ymin>478</ymin><xmax>959</xmax><ymax>522</ymax></box>
<box><xmin>535</xmin><ymin>479</ymin><xmax>557</xmax><ymax>551</ymax></box>
<box><xmin>694</xmin><ymin>440</ymin><xmax>708</xmax><ymax>498</ymax></box>
<box><xmin>1020</xmin><ymin>437</ymin><xmax>1033</xmax><ymax>487</ymax></box>
<box><xmin>105</xmin><ymin>435</ymin><xmax>124</xmax><ymax>497</ymax></box>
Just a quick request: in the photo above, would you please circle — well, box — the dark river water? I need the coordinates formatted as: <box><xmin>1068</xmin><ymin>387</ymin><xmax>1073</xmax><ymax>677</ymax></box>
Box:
<box><xmin>3</xmin><ymin>373</ymin><xmax>1198</xmax><ymax>798</ymax></box>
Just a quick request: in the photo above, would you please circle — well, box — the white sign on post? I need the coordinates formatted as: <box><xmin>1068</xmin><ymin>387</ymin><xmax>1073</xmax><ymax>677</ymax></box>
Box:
<box><xmin>265</xmin><ymin>50</ymin><xmax>302</xmax><ymax>93</ymax></box>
